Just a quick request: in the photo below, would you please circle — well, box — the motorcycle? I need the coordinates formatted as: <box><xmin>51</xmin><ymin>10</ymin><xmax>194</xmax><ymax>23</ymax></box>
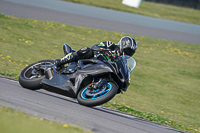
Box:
<box><xmin>19</xmin><ymin>45</ymin><xmax>136</xmax><ymax>107</ymax></box>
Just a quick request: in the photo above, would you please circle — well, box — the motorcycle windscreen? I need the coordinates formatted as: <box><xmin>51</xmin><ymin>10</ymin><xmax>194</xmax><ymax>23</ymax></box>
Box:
<box><xmin>122</xmin><ymin>55</ymin><xmax>136</xmax><ymax>73</ymax></box>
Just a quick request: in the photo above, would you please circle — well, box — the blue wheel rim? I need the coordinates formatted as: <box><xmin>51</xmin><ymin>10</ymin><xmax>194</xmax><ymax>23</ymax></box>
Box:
<box><xmin>81</xmin><ymin>83</ymin><xmax>112</xmax><ymax>100</ymax></box>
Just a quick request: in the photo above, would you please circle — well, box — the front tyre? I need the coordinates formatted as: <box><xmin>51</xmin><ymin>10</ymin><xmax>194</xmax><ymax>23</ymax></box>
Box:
<box><xmin>77</xmin><ymin>81</ymin><xmax>118</xmax><ymax>107</ymax></box>
<box><xmin>19</xmin><ymin>60</ymin><xmax>54</xmax><ymax>90</ymax></box>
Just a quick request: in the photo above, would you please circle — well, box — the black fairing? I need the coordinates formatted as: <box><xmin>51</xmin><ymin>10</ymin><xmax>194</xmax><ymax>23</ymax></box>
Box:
<box><xmin>115</xmin><ymin>56</ymin><xmax>130</xmax><ymax>90</ymax></box>
<box><xmin>41</xmin><ymin>56</ymin><xmax>130</xmax><ymax>97</ymax></box>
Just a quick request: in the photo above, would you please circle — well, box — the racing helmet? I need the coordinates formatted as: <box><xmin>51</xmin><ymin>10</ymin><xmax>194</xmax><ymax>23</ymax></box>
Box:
<box><xmin>117</xmin><ymin>36</ymin><xmax>137</xmax><ymax>56</ymax></box>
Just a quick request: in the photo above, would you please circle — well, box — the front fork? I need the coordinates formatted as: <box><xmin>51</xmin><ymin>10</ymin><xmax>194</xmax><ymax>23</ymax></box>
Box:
<box><xmin>88</xmin><ymin>78</ymin><xmax>107</xmax><ymax>90</ymax></box>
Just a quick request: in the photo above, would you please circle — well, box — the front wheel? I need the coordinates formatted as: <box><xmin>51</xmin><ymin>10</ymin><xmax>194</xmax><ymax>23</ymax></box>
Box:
<box><xmin>77</xmin><ymin>81</ymin><xmax>118</xmax><ymax>107</ymax></box>
<box><xmin>19</xmin><ymin>60</ymin><xmax>54</xmax><ymax>90</ymax></box>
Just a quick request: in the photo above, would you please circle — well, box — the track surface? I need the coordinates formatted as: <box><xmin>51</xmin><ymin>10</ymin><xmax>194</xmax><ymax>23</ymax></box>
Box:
<box><xmin>0</xmin><ymin>78</ymin><xmax>179</xmax><ymax>133</ymax></box>
<box><xmin>0</xmin><ymin>0</ymin><xmax>200</xmax><ymax>44</ymax></box>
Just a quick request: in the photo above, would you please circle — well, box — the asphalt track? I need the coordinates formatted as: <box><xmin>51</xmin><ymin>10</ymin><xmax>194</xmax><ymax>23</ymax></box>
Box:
<box><xmin>0</xmin><ymin>0</ymin><xmax>200</xmax><ymax>44</ymax></box>
<box><xmin>0</xmin><ymin>77</ymin><xmax>180</xmax><ymax>133</ymax></box>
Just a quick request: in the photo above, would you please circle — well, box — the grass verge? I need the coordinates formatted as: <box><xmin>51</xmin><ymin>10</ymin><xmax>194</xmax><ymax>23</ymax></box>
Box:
<box><xmin>0</xmin><ymin>14</ymin><xmax>199</xmax><ymax>132</ymax></box>
<box><xmin>0</xmin><ymin>105</ymin><xmax>90</xmax><ymax>133</ymax></box>
<box><xmin>103</xmin><ymin>102</ymin><xmax>198</xmax><ymax>132</ymax></box>
<box><xmin>63</xmin><ymin>0</ymin><xmax>200</xmax><ymax>25</ymax></box>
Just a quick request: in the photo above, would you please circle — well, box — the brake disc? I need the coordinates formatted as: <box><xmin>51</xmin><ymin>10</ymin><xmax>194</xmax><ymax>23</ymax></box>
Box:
<box><xmin>85</xmin><ymin>85</ymin><xmax>107</xmax><ymax>96</ymax></box>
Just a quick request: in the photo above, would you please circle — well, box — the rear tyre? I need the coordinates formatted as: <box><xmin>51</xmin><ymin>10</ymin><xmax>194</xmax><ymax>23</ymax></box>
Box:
<box><xmin>77</xmin><ymin>81</ymin><xmax>118</xmax><ymax>107</ymax></box>
<box><xmin>19</xmin><ymin>60</ymin><xmax>54</xmax><ymax>90</ymax></box>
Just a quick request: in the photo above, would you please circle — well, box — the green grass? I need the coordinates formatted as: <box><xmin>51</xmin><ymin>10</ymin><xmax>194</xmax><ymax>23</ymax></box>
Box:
<box><xmin>103</xmin><ymin>103</ymin><xmax>198</xmax><ymax>132</ymax></box>
<box><xmin>63</xmin><ymin>0</ymin><xmax>200</xmax><ymax>25</ymax></box>
<box><xmin>0</xmin><ymin>14</ymin><xmax>200</xmax><ymax>132</ymax></box>
<box><xmin>0</xmin><ymin>106</ymin><xmax>90</xmax><ymax>133</ymax></box>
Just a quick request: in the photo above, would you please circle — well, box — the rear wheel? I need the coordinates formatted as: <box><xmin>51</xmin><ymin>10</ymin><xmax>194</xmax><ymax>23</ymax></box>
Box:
<box><xmin>77</xmin><ymin>81</ymin><xmax>118</xmax><ymax>107</ymax></box>
<box><xmin>19</xmin><ymin>60</ymin><xmax>54</xmax><ymax>90</ymax></box>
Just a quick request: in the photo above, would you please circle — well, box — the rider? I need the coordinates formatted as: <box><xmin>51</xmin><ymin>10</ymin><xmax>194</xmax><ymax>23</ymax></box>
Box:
<box><xmin>54</xmin><ymin>36</ymin><xmax>137</xmax><ymax>68</ymax></box>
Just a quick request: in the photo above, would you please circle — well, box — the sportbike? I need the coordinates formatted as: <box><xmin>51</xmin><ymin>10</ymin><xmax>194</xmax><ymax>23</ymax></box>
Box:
<box><xmin>19</xmin><ymin>45</ymin><xmax>136</xmax><ymax>107</ymax></box>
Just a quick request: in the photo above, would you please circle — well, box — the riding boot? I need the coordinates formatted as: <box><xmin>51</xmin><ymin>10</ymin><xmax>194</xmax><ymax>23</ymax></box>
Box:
<box><xmin>54</xmin><ymin>52</ymin><xmax>77</xmax><ymax>68</ymax></box>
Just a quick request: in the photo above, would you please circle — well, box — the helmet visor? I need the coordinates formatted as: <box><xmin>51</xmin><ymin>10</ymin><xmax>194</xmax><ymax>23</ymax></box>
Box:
<box><xmin>123</xmin><ymin>47</ymin><xmax>135</xmax><ymax>56</ymax></box>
